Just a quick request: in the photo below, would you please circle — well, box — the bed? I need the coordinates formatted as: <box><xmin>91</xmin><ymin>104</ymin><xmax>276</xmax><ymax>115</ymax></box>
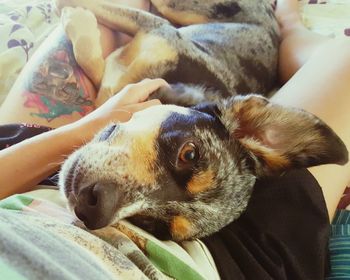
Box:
<box><xmin>0</xmin><ymin>0</ymin><xmax>350</xmax><ymax>279</ymax></box>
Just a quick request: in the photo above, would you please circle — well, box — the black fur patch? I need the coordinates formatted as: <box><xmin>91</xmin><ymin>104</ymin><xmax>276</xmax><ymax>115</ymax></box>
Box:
<box><xmin>210</xmin><ymin>2</ymin><xmax>241</xmax><ymax>19</ymax></box>
<box><xmin>98</xmin><ymin>124</ymin><xmax>117</xmax><ymax>141</ymax></box>
<box><xmin>237</xmin><ymin>56</ymin><xmax>276</xmax><ymax>93</ymax></box>
<box><xmin>128</xmin><ymin>216</ymin><xmax>172</xmax><ymax>240</ymax></box>
<box><xmin>191</xmin><ymin>40</ymin><xmax>210</xmax><ymax>55</ymax></box>
<box><xmin>163</xmin><ymin>53</ymin><xmax>230</xmax><ymax>98</ymax></box>
<box><xmin>234</xmin><ymin>80</ymin><xmax>251</xmax><ymax>94</ymax></box>
<box><xmin>191</xmin><ymin>102</ymin><xmax>222</xmax><ymax>119</ymax></box>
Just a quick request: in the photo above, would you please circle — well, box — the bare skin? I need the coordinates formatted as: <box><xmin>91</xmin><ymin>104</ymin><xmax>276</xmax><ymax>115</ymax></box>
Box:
<box><xmin>274</xmin><ymin>0</ymin><xmax>350</xmax><ymax>219</ymax></box>
<box><xmin>0</xmin><ymin>0</ymin><xmax>150</xmax><ymax>127</ymax></box>
<box><xmin>275</xmin><ymin>0</ymin><xmax>330</xmax><ymax>83</ymax></box>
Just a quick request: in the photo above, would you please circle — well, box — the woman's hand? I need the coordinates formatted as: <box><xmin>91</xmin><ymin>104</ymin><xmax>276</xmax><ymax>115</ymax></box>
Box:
<box><xmin>72</xmin><ymin>78</ymin><xmax>169</xmax><ymax>141</ymax></box>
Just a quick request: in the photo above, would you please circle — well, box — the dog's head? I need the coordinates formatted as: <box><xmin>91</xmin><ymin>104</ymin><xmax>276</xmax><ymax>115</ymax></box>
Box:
<box><xmin>59</xmin><ymin>95</ymin><xmax>348</xmax><ymax>241</ymax></box>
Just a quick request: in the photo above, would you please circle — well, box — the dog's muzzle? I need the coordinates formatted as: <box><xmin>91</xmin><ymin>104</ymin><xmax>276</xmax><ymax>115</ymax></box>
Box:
<box><xmin>73</xmin><ymin>182</ymin><xmax>121</xmax><ymax>230</ymax></box>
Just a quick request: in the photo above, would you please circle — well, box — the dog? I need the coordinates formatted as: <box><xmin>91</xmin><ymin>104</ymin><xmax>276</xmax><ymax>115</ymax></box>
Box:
<box><xmin>56</xmin><ymin>0</ymin><xmax>280</xmax><ymax>106</ymax></box>
<box><xmin>57</xmin><ymin>0</ymin><xmax>349</xmax><ymax>241</ymax></box>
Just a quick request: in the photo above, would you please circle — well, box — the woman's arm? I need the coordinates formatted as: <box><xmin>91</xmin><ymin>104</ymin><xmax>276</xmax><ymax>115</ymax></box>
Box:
<box><xmin>0</xmin><ymin>79</ymin><xmax>166</xmax><ymax>199</ymax></box>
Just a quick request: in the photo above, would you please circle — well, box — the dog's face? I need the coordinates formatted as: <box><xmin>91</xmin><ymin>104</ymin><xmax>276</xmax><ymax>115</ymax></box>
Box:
<box><xmin>59</xmin><ymin>95</ymin><xmax>348</xmax><ymax>241</ymax></box>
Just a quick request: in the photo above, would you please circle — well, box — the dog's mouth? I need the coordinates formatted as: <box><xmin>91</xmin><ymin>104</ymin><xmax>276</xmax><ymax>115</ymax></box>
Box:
<box><xmin>64</xmin><ymin>161</ymin><xmax>151</xmax><ymax>230</ymax></box>
<box><xmin>128</xmin><ymin>215</ymin><xmax>172</xmax><ymax>240</ymax></box>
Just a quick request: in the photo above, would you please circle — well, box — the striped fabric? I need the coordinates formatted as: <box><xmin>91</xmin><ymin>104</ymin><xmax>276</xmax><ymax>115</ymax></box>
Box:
<box><xmin>0</xmin><ymin>193</ymin><xmax>217</xmax><ymax>280</ymax></box>
<box><xmin>327</xmin><ymin>210</ymin><xmax>350</xmax><ymax>279</ymax></box>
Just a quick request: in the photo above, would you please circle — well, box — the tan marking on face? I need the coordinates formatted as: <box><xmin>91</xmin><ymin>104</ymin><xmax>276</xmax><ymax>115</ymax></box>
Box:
<box><xmin>112</xmin><ymin>105</ymin><xmax>190</xmax><ymax>185</ymax></box>
<box><xmin>170</xmin><ymin>216</ymin><xmax>193</xmax><ymax>240</ymax></box>
<box><xmin>187</xmin><ymin>170</ymin><xmax>215</xmax><ymax>194</ymax></box>
<box><xmin>126</xmin><ymin>131</ymin><xmax>158</xmax><ymax>185</ymax></box>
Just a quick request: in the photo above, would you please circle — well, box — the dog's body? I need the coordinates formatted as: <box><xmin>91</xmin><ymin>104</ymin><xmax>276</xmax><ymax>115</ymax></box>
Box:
<box><xmin>58</xmin><ymin>0</ymin><xmax>348</xmax><ymax>241</ymax></box>
<box><xmin>58</xmin><ymin>0</ymin><xmax>279</xmax><ymax>106</ymax></box>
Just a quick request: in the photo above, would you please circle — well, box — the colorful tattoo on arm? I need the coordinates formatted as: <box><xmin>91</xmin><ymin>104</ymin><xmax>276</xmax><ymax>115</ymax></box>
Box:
<box><xmin>23</xmin><ymin>36</ymin><xmax>94</xmax><ymax>122</ymax></box>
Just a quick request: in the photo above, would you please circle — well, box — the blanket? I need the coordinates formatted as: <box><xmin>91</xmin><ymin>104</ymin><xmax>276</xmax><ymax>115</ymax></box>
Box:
<box><xmin>0</xmin><ymin>191</ymin><xmax>219</xmax><ymax>279</ymax></box>
<box><xmin>0</xmin><ymin>0</ymin><xmax>59</xmax><ymax>105</ymax></box>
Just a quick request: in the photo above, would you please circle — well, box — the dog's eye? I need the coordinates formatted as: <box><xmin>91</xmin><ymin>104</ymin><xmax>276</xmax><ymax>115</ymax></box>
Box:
<box><xmin>179</xmin><ymin>142</ymin><xmax>199</xmax><ymax>164</ymax></box>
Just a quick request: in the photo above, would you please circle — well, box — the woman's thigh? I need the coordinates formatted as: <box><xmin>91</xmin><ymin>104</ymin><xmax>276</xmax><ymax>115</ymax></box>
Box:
<box><xmin>0</xmin><ymin>22</ymin><xmax>119</xmax><ymax>128</ymax></box>
<box><xmin>271</xmin><ymin>38</ymin><xmax>350</xmax><ymax>220</ymax></box>
<box><xmin>0</xmin><ymin>26</ymin><xmax>93</xmax><ymax>128</ymax></box>
<box><xmin>0</xmin><ymin>1</ymin><xmax>150</xmax><ymax>129</ymax></box>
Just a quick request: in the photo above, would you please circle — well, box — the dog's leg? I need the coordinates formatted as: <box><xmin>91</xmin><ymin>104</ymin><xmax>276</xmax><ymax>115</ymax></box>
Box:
<box><xmin>61</xmin><ymin>7</ymin><xmax>104</xmax><ymax>88</ymax></box>
<box><xmin>150</xmin><ymin>0</ymin><xmax>212</xmax><ymax>25</ymax></box>
<box><xmin>56</xmin><ymin>0</ymin><xmax>170</xmax><ymax>35</ymax></box>
<box><xmin>96</xmin><ymin>31</ymin><xmax>178</xmax><ymax>106</ymax></box>
<box><xmin>151</xmin><ymin>0</ymin><xmax>276</xmax><ymax>28</ymax></box>
<box><xmin>148</xmin><ymin>83</ymin><xmax>224</xmax><ymax>107</ymax></box>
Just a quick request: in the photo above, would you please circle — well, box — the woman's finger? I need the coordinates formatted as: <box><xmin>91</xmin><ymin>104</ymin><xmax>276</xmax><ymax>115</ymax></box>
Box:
<box><xmin>124</xmin><ymin>99</ymin><xmax>162</xmax><ymax>113</ymax></box>
<box><xmin>125</xmin><ymin>78</ymin><xmax>170</xmax><ymax>103</ymax></box>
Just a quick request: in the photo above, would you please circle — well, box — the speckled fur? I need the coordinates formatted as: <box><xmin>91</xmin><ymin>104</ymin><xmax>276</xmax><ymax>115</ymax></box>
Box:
<box><xmin>57</xmin><ymin>0</ymin><xmax>279</xmax><ymax>104</ymax></box>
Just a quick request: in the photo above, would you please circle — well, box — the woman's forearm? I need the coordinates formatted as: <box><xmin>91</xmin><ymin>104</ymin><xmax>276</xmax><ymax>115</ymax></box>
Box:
<box><xmin>0</xmin><ymin>123</ymin><xmax>89</xmax><ymax>199</ymax></box>
<box><xmin>0</xmin><ymin>109</ymin><xmax>130</xmax><ymax>199</ymax></box>
<box><xmin>0</xmin><ymin>79</ymin><xmax>164</xmax><ymax>199</ymax></box>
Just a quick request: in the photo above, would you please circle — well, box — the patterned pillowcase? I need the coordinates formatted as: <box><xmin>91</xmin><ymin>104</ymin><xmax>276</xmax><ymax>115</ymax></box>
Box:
<box><xmin>0</xmin><ymin>0</ymin><xmax>59</xmax><ymax>105</ymax></box>
<box><xmin>299</xmin><ymin>0</ymin><xmax>350</xmax><ymax>37</ymax></box>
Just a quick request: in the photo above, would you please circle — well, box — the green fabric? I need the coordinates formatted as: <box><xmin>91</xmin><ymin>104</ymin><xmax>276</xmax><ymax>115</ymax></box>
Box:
<box><xmin>0</xmin><ymin>194</ymin><xmax>33</xmax><ymax>210</ymax></box>
<box><xmin>0</xmin><ymin>258</ymin><xmax>26</xmax><ymax>280</ymax></box>
<box><xmin>0</xmin><ymin>5</ymin><xmax>11</xmax><ymax>14</ymax></box>
<box><xmin>146</xmin><ymin>240</ymin><xmax>205</xmax><ymax>280</ymax></box>
<box><xmin>327</xmin><ymin>210</ymin><xmax>350</xmax><ymax>279</ymax></box>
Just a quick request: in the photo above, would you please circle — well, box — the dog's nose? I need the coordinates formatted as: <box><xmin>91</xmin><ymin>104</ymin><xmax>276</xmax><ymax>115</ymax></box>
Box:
<box><xmin>74</xmin><ymin>182</ymin><xmax>119</xmax><ymax>230</ymax></box>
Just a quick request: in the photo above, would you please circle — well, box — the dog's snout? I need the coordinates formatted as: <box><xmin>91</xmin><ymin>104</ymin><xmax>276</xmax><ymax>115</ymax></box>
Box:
<box><xmin>74</xmin><ymin>182</ymin><xmax>119</xmax><ymax>230</ymax></box>
<box><xmin>98</xmin><ymin>124</ymin><xmax>117</xmax><ymax>141</ymax></box>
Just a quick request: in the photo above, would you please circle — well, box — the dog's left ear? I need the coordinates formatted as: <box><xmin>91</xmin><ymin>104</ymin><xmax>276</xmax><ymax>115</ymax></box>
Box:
<box><xmin>219</xmin><ymin>94</ymin><xmax>348</xmax><ymax>176</ymax></box>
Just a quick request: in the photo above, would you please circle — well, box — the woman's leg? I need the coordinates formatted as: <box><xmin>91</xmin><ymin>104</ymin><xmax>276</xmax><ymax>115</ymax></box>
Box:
<box><xmin>276</xmin><ymin>0</ymin><xmax>331</xmax><ymax>83</ymax></box>
<box><xmin>0</xmin><ymin>25</ymin><xmax>116</xmax><ymax>128</ymax></box>
<box><xmin>273</xmin><ymin>0</ymin><xmax>350</xmax><ymax>219</ymax></box>
<box><xmin>0</xmin><ymin>0</ymin><xmax>150</xmax><ymax>128</ymax></box>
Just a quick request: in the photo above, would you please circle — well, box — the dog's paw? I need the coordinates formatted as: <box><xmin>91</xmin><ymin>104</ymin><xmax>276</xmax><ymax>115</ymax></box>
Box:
<box><xmin>61</xmin><ymin>6</ymin><xmax>104</xmax><ymax>87</ymax></box>
<box><xmin>61</xmin><ymin>7</ymin><xmax>98</xmax><ymax>38</ymax></box>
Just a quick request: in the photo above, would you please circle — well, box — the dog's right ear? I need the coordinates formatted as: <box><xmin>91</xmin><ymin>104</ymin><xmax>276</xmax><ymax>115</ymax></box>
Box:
<box><xmin>219</xmin><ymin>95</ymin><xmax>348</xmax><ymax>176</ymax></box>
